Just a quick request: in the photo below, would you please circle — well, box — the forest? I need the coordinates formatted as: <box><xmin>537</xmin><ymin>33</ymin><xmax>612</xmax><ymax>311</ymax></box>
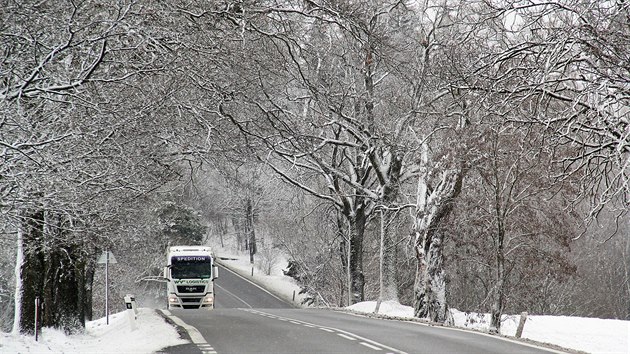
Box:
<box><xmin>0</xmin><ymin>0</ymin><xmax>628</xmax><ymax>335</ymax></box>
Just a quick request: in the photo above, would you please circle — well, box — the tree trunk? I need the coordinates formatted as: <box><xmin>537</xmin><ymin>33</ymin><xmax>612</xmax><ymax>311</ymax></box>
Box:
<box><xmin>414</xmin><ymin>230</ymin><xmax>447</xmax><ymax>322</ymax></box>
<box><xmin>490</xmin><ymin>227</ymin><xmax>506</xmax><ymax>333</ymax></box>
<box><xmin>413</xmin><ymin>167</ymin><xmax>464</xmax><ymax>323</ymax></box>
<box><xmin>337</xmin><ymin>212</ymin><xmax>351</xmax><ymax>307</ymax></box>
<box><xmin>376</xmin><ymin>208</ymin><xmax>399</xmax><ymax>313</ymax></box>
<box><xmin>231</xmin><ymin>215</ymin><xmax>244</xmax><ymax>251</ymax></box>
<box><xmin>245</xmin><ymin>198</ymin><xmax>256</xmax><ymax>264</ymax></box>
<box><xmin>348</xmin><ymin>208</ymin><xmax>366</xmax><ymax>304</ymax></box>
<box><xmin>217</xmin><ymin>217</ymin><xmax>227</xmax><ymax>248</ymax></box>
<box><xmin>12</xmin><ymin>223</ymin><xmax>24</xmax><ymax>334</ymax></box>
<box><xmin>19</xmin><ymin>210</ymin><xmax>45</xmax><ymax>334</ymax></box>
<box><xmin>83</xmin><ymin>255</ymin><xmax>96</xmax><ymax>321</ymax></box>
<box><xmin>377</xmin><ymin>150</ymin><xmax>403</xmax><ymax>304</ymax></box>
<box><xmin>19</xmin><ymin>211</ymin><xmax>88</xmax><ymax>334</ymax></box>
<box><xmin>380</xmin><ymin>209</ymin><xmax>399</xmax><ymax>302</ymax></box>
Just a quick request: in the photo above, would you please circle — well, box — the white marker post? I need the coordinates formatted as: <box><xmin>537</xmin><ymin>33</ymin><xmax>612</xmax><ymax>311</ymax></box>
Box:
<box><xmin>97</xmin><ymin>250</ymin><xmax>117</xmax><ymax>325</ymax></box>
<box><xmin>34</xmin><ymin>297</ymin><xmax>40</xmax><ymax>341</ymax></box>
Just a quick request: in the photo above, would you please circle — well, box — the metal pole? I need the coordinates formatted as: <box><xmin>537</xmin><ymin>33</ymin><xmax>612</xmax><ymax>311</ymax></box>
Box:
<box><xmin>105</xmin><ymin>250</ymin><xmax>109</xmax><ymax>325</ymax></box>
<box><xmin>34</xmin><ymin>297</ymin><xmax>39</xmax><ymax>341</ymax></box>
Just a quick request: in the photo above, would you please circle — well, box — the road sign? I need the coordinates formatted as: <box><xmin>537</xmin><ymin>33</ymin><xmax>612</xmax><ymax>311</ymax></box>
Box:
<box><xmin>97</xmin><ymin>251</ymin><xmax>117</xmax><ymax>264</ymax></box>
<box><xmin>97</xmin><ymin>250</ymin><xmax>117</xmax><ymax>325</ymax></box>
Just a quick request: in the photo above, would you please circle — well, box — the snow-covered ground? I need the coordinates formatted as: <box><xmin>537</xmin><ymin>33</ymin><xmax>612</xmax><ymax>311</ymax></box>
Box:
<box><xmin>1</xmin><ymin>308</ymin><xmax>186</xmax><ymax>353</ymax></box>
<box><xmin>348</xmin><ymin>301</ymin><xmax>629</xmax><ymax>354</ymax></box>
<box><xmin>2</xmin><ymin>248</ymin><xmax>628</xmax><ymax>353</ymax></box>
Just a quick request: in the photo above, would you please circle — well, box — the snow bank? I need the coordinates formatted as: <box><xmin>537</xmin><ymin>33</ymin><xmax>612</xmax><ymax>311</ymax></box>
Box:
<box><xmin>0</xmin><ymin>308</ymin><xmax>187</xmax><ymax>353</ymax></box>
<box><xmin>214</xmin><ymin>247</ymin><xmax>308</xmax><ymax>306</ymax></box>
<box><xmin>348</xmin><ymin>300</ymin><xmax>414</xmax><ymax>318</ymax></box>
<box><xmin>348</xmin><ymin>301</ymin><xmax>629</xmax><ymax>354</ymax></box>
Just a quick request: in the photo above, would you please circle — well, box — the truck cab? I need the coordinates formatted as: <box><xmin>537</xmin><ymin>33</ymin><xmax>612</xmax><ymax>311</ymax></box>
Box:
<box><xmin>165</xmin><ymin>246</ymin><xmax>218</xmax><ymax>309</ymax></box>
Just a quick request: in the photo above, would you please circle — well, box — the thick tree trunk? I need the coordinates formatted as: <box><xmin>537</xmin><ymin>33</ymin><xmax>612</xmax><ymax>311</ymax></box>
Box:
<box><xmin>413</xmin><ymin>230</ymin><xmax>447</xmax><ymax>322</ymax></box>
<box><xmin>83</xmin><ymin>256</ymin><xmax>96</xmax><ymax>321</ymax></box>
<box><xmin>337</xmin><ymin>212</ymin><xmax>351</xmax><ymax>306</ymax></box>
<box><xmin>373</xmin><ymin>149</ymin><xmax>404</xmax><ymax>304</ymax></box>
<box><xmin>337</xmin><ymin>203</ymin><xmax>368</xmax><ymax>305</ymax></box>
<box><xmin>12</xmin><ymin>224</ymin><xmax>24</xmax><ymax>334</ymax></box>
<box><xmin>19</xmin><ymin>210</ymin><xmax>45</xmax><ymax>334</ymax></box>
<box><xmin>413</xmin><ymin>167</ymin><xmax>464</xmax><ymax>323</ymax></box>
<box><xmin>19</xmin><ymin>211</ymin><xmax>88</xmax><ymax>334</ymax></box>
<box><xmin>349</xmin><ymin>210</ymin><xmax>366</xmax><ymax>304</ymax></box>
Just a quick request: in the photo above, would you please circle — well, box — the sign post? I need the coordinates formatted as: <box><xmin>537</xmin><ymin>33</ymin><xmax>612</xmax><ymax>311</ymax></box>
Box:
<box><xmin>34</xmin><ymin>297</ymin><xmax>40</xmax><ymax>341</ymax></box>
<box><xmin>97</xmin><ymin>250</ymin><xmax>117</xmax><ymax>325</ymax></box>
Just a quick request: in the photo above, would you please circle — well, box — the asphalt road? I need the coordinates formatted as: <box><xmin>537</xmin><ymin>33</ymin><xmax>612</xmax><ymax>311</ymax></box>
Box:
<box><xmin>158</xmin><ymin>265</ymin><xmax>561</xmax><ymax>354</ymax></box>
<box><xmin>212</xmin><ymin>263</ymin><xmax>291</xmax><ymax>309</ymax></box>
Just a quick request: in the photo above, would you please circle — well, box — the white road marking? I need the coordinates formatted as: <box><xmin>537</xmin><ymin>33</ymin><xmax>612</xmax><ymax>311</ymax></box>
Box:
<box><xmin>215</xmin><ymin>283</ymin><xmax>253</xmax><ymax>308</ymax></box>
<box><xmin>243</xmin><ymin>309</ymin><xmax>407</xmax><ymax>354</ymax></box>
<box><xmin>337</xmin><ymin>333</ymin><xmax>357</xmax><ymax>341</ymax></box>
<box><xmin>360</xmin><ymin>342</ymin><xmax>383</xmax><ymax>351</ymax></box>
<box><xmin>160</xmin><ymin>309</ymin><xmax>207</xmax><ymax>344</ymax></box>
<box><xmin>198</xmin><ymin>343</ymin><xmax>217</xmax><ymax>354</ymax></box>
<box><xmin>216</xmin><ymin>263</ymin><xmax>291</xmax><ymax>305</ymax></box>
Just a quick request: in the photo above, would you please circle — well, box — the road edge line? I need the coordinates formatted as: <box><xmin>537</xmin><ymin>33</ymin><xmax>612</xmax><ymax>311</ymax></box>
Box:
<box><xmin>215</xmin><ymin>260</ymin><xmax>297</xmax><ymax>308</ymax></box>
<box><xmin>159</xmin><ymin>309</ymin><xmax>208</xmax><ymax>345</ymax></box>
<box><xmin>337</xmin><ymin>309</ymin><xmax>577</xmax><ymax>354</ymax></box>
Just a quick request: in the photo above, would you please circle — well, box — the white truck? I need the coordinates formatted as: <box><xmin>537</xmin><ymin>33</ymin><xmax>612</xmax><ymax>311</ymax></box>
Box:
<box><xmin>164</xmin><ymin>246</ymin><xmax>218</xmax><ymax>309</ymax></box>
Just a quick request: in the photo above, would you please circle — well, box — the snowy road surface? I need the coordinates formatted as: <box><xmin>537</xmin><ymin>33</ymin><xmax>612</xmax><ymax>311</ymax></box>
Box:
<box><xmin>159</xmin><ymin>265</ymin><xmax>559</xmax><ymax>354</ymax></box>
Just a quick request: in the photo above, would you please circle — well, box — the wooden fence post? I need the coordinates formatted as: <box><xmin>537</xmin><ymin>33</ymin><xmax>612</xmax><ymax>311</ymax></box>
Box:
<box><xmin>516</xmin><ymin>312</ymin><xmax>528</xmax><ymax>338</ymax></box>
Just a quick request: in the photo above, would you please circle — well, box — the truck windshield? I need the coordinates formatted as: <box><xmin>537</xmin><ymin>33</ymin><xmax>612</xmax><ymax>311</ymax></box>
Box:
<box><xmin>170</xmin><ymin>256</ymin><xmax>212</xmax><ymax>279</ymax></box>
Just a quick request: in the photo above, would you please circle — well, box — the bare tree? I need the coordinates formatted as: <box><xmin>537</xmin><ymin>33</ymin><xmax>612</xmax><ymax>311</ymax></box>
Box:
<box><xmin>477</xmin><ymin>1</ymin><xmax>629</xmax><ymax>222</ymax></box>
<box><xmin>1</xmin><ymin>0</ymin><xmax>202</xmax><ymax>333</ymax></box>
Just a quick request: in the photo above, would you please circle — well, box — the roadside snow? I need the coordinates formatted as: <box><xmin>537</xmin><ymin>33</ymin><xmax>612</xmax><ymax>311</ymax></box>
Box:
<box><xmin>349</xmin><ymin>300</ymin><xmax>414</xmax><ymax>318</ymax></box>
<box><xmin>348</xmin><ymin>301</ymin><xmax>630</xmax><ymax>354</ymax></box>
<box><xmin>0</xmin><ymin>308</ymin><xmax>187</xmax><ymax>354</ymax></box>
<box><xmin>214</xmin><ymin>247</ymin><xmax>309</xmax><ymax>306</ymax></box>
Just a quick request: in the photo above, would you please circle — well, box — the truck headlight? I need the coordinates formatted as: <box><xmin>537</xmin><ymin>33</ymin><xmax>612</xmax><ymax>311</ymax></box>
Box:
<box><xmin>168</xmin><ymin>295</ymin><xmax>179</xmax><ymax>304</ymax></box>
<box><xmin>202</xmin><ymin>294</ymin><xmax>214</xmax><ymax>305</ymax></box>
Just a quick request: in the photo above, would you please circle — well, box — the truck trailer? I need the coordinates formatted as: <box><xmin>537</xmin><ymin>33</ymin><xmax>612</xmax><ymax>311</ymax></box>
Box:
<box><xmin>164</xmin><ymin>246</ymin><xmax>218</xmax><ymax>309</ymax></box>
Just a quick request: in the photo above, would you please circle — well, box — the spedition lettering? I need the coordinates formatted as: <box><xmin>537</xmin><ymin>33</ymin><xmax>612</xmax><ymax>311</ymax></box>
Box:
<box><xmin>174</xmin><ymin>256</ymin><xmax>209</xmax><ymax>262</ymax></box>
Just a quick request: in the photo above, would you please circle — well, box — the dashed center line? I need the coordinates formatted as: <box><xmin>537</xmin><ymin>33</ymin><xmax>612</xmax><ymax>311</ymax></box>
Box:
<box><xmin>241</xmin><ymin>309</ymin><xmax>407</xmax><ymax>353</ymax></box>
<box><xmin>360</xmin><ymin>342</ymin><xmax>383</xmax><ymax>351</ymax></box>
<box><xmin>337</xmin><ymin>333</ymin><xmax>357</xmax><ymax>341</ymax></box>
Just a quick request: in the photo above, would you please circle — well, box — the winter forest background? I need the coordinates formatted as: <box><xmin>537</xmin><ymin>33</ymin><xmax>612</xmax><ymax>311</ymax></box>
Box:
<box><xmin>1</xmin><ymin>0</ymin><xmax>628</xmax><ymax>336</ymax></box>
